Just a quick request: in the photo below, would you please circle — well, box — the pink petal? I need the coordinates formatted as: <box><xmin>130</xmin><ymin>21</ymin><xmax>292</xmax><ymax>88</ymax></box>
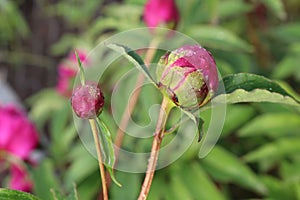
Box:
<box><xmin>0</xmin><ymin>105</ymin><xmax>39</xmax><ymax>160</ymax></box>
<box><xmin>9</xmin><ymin>165</ymin><xmax>33</xmax><ymax>192</ymax></box>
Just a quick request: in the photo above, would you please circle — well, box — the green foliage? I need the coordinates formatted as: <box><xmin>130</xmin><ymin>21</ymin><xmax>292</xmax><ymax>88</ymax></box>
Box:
<box><xmin>202</xmin><ymin>146</ymin><xmax>267</xmax><ymax>194</ymax></box>
<box><xmin>3</xmin><ymin>0</ymin><xmax>300</xmax><ymax>199</ymax></box>
<box><xmin>50</xmin><ymin>185</ymin><xmax>79</xmax><ymax>200</ymax></box>
<box><xmin>187</xmin><ymin>25</ymin><xmax>253</xmax><ymax>52</ymax></box>
<box><xmin>107</xmin><ymin>43</ymin><xmax>157</xmax><ymax>86</ymax></box>
<box><xmin>96</xmin><ymin>118</ymin><xmax>121</xmax><ymax>187</ymax></box>
<box><xmin>0</xmin><ymin>189</ymin><xmax>41</xmax><ymax>200</ymax></box>
<box><xmin>0</xmin><ymin>0</ymin><xmax>29</xmax><ymax>44</ymax></box>
<box><xmin>213</xmin><ymin>73</ymin><xmax>300</xmax><ymax>107</ymax></box>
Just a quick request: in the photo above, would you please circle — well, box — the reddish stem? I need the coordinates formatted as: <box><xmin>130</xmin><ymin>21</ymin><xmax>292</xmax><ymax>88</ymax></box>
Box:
<box><xmin>137</xmin><ymin>97</ymin><xmax>172</xmax><ymax>200</ymax></box>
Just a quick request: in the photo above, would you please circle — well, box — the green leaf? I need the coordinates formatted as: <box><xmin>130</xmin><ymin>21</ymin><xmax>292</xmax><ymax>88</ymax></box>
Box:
<box><xmin>76</xmin><ymin>172</ymin><xmax>100</xmax><ymax>200</ymax></box>
<box><xmin>0</xmin><ymin>1</ymin><xmax>29</xmax><ymax>41</ymax></box>
<box><xmin>222</xmin><ymin>73</ymin><xmax>289</xmax><ymax>94</ymax></box>
<box><xmin>215</xmin><ymin>88</ymin><xmax>300</xmax><ymax>107</ymax></box>
<box><xmin>239</xmin><ymin>113</ymin><xmax>300</xmax><ymax>137</ymax></box>
<box><xmin>104</xmin><ymin>4</ymin><xmax>142</xmax><ymax>20</ymax></box>
<box><xmin>49</xmin><ymin>34</ymin><xmax>78</xmax><ymax>55</ymax></box>
<box><xmin>275</xmin><ymin>81</ymin><xmax>300</xmax><ymax>102</ymax></box>
<box><xmin>147</xmin><ymin>179</ymin><xmax>164</xmax><ymax>200</ymax></box>
<box><xmin>262</xmin><ymin>0</ymin><xmax>286</xmax><ymax>20</ymax></box>
<box><xmin>27</xmin><ymin>89</ymin><xmax>65</xmax><ymax>127</ymax></box>
<box><xmin>106</xmin><ymin>167</ymin><xmax>122</xmax><ymax>187</ymax></box>
<box><xmin>169</xmin><ymin>173</ymin><xmax>194</xmax><ymax>200</ymax></box>
<box><xmin>64</xmin><ymin>143</ymin><xmax>98</xmax><ymax>186</ymax></box>
<box><xmin>270</xmin><ymin>23</ymin><xmax>300</xmax><ymax>43</ymax></box>
<box><xmin>50</xmin><ymin>186</ymin><xmax>79</xmax><ymax>200</ymax></box>
<box><xmin>0</xmin><ymin>189</ymin><xmax>41</xmax><ymax>200</ymax></box>
<box><xmin>95</xmin><ymin>118</ymin><xmax>115</xmax><ymax>167</ymax></box>
<box><xmin>187</xmin><ymin>25</ymin><xmax>253</xmax><ymax>52</ymax></box>
<box><xmin>75</xmin><ymin>51</ymin><xmax>85</xmax><ymax>85</ymax></box>
<box><xmin>32</xmin><ymin>159</ymin><xmax>61</xmax><ymax>200</ymax></box>
<box><xmin>110</xmin><ymin>172</ymin><xmax>140</xmax><ymax>200</ymax></box>
<box><xmin>214</xmin><ymin>73</ymin><xmax>300</xmax><ymax>107</ymax></box>
<box><xmin>50</xmin><ymin>189</ymin><xmax>65</xmax><ymax>200</ymax></box>
<box><xmin>244</xmin><ymin>138</ymin><xmax>300</xmax><ymax>163</ymax></box>
<box><xmin>178</xmin><ymin>163</ymin><xmax>226</xmax><ymax>200</ymax></box>
<box><xmin>261</xmin><ymin>176</ymin><xmax>295</xmax><ymax>200</ymax></box>
<box><xmin>106</xmin><ymin>43</ymin><xmax>157</xmax><ymax>86</ymax></box>
<box><xmin>66</xmin><ymin>185</ymin><xmax>79</xmax><ymax>200</ymax></box>
<box><xmin>222</xmin><ymin>105</ymin><xmax>256</xmax><ymax>137</ymax></box>
<box><xmin>217</xmin><ymin>0</ymin><xmax>252</xmax><ymax>19</ymax></box>
<box><xmin>280</xmin><ymin>160</ymin><xmax>300</xmax><ymax>183</ymax></box>
<box><xmin>96</xmin><ymin>118</ymin><xmax>121</xmax><ymax>187</ymax></box>
<box><xmin>202</xmin><ymin>146</ymin><xmax>267</xmax><ymax>194</ymax></box>
<box><xmin>272</xmin><ymin>43</ymin><xmax>300</xmax><ymax>81</ymax></box>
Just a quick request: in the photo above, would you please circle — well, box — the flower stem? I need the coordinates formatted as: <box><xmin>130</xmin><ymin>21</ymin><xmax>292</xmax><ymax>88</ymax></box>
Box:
<box><xmin>114</xmin><ymin>38</ymin><xmax>160</xmax><ymax>155</ymax></box>
<box><xmin>101</xmin><ymin>37</ymin><xmax>161</xmax><ymax>199</ymax></box>
<box><xmin>89</xmin><ymin>119</ymin><xmax>108</xmax><ymax>200</ymax></box>
<box><xmin>138</xmin><ymin>96</ymin><xmax>173</xmax><ymax>200</ymax></box>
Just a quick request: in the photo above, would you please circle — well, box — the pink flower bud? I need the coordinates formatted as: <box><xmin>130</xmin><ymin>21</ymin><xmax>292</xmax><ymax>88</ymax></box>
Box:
<box><xmin>143</xmin><ymin>0</ymin><xmax>180</xmax><ymax>29</ymax></box>
<box><xmin>156</xmin><ymin>45</ymin><xmax>219</xmax><ymax>109</ymax></box>
<box><xmin>71</xmin><ymin>82</ymin><xmax>105</xmax><ymax>119</ymax></box>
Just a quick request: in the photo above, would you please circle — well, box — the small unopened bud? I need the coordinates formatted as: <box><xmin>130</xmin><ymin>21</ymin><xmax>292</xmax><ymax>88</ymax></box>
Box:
<box><xmin>156</xmin><ymin>45</ymin><xmax>218</xmax><ymax>109</ymax></box>
<box><xmin>71</xmin><ymin>82</ymin><xmax>104</xmax><ymax>119</ymax></box>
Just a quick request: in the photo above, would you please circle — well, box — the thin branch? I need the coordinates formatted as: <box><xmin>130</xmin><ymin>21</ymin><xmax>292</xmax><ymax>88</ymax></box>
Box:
<box><xmin>89</xmin><ymin>119</ymin><xmax>108</xmax><ymax>200</ymax></box>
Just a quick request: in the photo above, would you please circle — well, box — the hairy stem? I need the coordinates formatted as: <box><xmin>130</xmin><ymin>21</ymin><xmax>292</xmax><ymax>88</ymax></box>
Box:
<box><xmin>89</xmin><ymin>119</ymin><xmax>108</xmax><ymax>200</ymax></box>
<box><xmin>138</xmin><ymin>97</ymin><xmax>173</xmax><ymax>200</ymax></box>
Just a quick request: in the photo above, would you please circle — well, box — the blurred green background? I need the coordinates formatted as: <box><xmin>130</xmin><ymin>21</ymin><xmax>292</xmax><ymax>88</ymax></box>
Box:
<box><xmin>1</xmin><ymin>0</ymin><xmax>300</xmax><ymax>199</ymax></box>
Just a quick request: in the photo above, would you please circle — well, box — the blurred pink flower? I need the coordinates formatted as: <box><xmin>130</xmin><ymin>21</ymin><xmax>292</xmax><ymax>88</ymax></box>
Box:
<box><xmin>0</xmin><ymin>104</ymin><xmax>39</xmax><ymax>192</ymax></box>
<box><xmin>56</xmin><ymin>50</ymin><xmax>89</xmax><ymax>97</ymax></box>
<box><xmin>0</xmin><ymin>105</ymin><xmax>39</xmax><ymax>160</ymax></box>
<box><xmin>56</xmin><ymin>64</ymin><xmax>78</xmax><ymax>97</ymax></box>
<box><xmin>68</xmin><ymin>50</ymin><xmax>88</xmax><ymax>63</ymax></box>
<box><xmin>8</xmin><ymin>165</ymin><xmax>33</xmax><ymax>192</ymax></box>
<box><xmin>143</xmin><ymin>0</ymin><xmax>180</xmax><ymax>29</ymax></box>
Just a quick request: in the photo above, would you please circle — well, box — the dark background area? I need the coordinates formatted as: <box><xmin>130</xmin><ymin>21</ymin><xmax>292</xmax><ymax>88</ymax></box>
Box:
<box><xmin>0</xmin><ymin>0</ymin><xmax>120</xmax><ymax>100</ymax></box>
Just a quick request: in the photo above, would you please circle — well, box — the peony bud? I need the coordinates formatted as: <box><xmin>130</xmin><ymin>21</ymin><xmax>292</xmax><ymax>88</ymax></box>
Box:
<box><xmin>71</xmin><ymin>82</ymin><xmax>104</xmax><ymax>119</ymax></box>
<box><xmin>143</xmin><ymin>0</ymin><xmax>180</xmax><ymax>29</ymax></box>
<box><xmin>156</xmin><ymin>45</ymin><xmax>219</xmax><ymax>109</ymax></box>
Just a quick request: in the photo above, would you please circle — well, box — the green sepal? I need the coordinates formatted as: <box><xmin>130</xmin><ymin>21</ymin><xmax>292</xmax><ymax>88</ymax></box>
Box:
<box><xmin>198</xmin><ymin>118</ymin><xmax>205</xmax><ymax>142</ymax></box>
<box><xmin>105</xmin><ymin>166</ymin><xmax>122</xmax><ymax>188</ymax></box>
